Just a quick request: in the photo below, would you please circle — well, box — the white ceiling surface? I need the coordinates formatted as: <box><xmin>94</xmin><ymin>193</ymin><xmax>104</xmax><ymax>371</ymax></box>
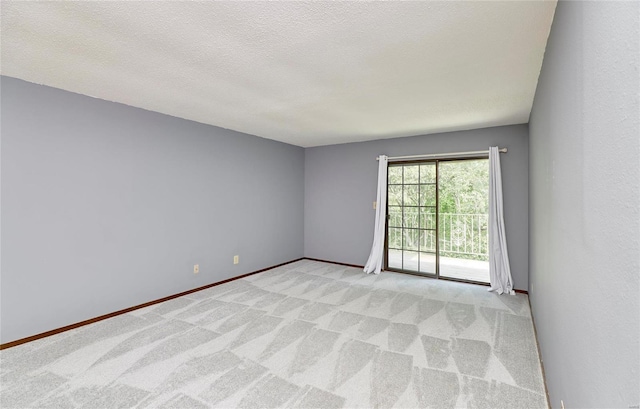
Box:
<box><xmin>1</xmin><ymin>1</ymin><xmax>556</xmax><ymax>148</ymax></box>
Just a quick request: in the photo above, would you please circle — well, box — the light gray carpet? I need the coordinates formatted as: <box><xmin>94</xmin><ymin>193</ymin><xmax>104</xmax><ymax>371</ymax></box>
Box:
<box><xmin>0</xmin><ymin>260</ymin><xmax>547</xmax><ymax>408</ymax></box>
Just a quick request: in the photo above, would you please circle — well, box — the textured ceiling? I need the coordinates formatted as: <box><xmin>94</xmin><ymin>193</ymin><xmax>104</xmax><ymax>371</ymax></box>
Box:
<box><xmin>1</xmin><ymin>1</ymin><xmax>556</xmax><ymax>147</ymax></box>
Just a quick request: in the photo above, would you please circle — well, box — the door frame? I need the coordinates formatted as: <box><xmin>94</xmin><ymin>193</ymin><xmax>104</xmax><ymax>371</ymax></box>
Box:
<box><xmin>383</xmin><ymin>156</ymin><xmax>490</xmax><ymax>286</ymax></box>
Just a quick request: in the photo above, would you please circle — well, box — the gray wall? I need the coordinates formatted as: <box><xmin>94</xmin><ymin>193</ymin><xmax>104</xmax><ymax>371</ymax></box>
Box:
<box><xmin>529</xmin><ymin>1</ymin><xmax>639</xmax><ymax>408</ymax></box>
<box><xmin>305</xmin><ymin>125</ymin><xmax>529</xmax><ymax>290</ymax></box>
<box><xmin>0</xmin><ymin>76</ymin><xmax>305</xmax><ymax>344</ymax></box>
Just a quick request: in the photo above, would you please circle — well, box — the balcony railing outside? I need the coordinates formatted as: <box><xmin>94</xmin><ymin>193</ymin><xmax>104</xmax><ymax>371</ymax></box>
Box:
<box><xmin>387</xmin><ymin>210</ymin><xmax>490</xmax><ymax>282</ymax></box>
<box><xmin>388</xmin><ymin>210</ymin><xmax>488</xmax><ymax>261</ymax></box>
<box><xmin>439</xmin><ymin>213</ymin><xmax>488</xmax><ymax>261</ymax></box>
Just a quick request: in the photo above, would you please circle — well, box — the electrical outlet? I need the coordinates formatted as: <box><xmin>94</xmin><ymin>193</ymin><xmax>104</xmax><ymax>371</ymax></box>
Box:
<box><xmin>373</xmin><ymin>201</ymin><xmax>377</xmax><ymax>209</ymax></box>
<box><xmin>193</xmin><ymin>264</ymin><xmax>199</xmax><ymax>274</ymax></box>
<box><xmin>233</xmin><ymin>255</ymin><xmax>239</xmax><ymax>265</ymax></box>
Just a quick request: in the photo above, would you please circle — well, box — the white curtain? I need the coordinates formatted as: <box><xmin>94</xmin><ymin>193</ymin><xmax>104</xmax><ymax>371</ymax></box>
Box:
<box><xmin>364</xmin><ymin>155</ymin><xmax>388</xmax><ymax>275</ymax></box>
<box><xmin>488</xmin><ymin>147</ymin><xmax>515</xmax><ymax>294</ymax></box>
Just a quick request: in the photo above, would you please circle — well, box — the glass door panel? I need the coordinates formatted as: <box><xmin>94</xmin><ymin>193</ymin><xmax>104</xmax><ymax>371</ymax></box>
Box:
<box><xmin>437</xmin><ymin>159</ymin><xmax>490</xmax><ymax>283</ymax></box>
<box><xmin>386</xmin><ymin>162</ymin><xmax>437</xmax><ymax>276</ymax></box>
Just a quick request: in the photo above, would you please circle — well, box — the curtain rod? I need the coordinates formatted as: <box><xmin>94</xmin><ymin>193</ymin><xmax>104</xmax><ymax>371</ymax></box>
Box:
<box><xmin>376</xmin><ymin>147</ymin><xmax>507</xmax><ymax>161</ymax></box>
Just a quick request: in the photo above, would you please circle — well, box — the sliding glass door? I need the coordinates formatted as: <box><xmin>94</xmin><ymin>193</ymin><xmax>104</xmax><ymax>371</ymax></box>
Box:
<box><xmin>437</xmin><ymin>159</ymin><xmax>490</xmax><ymax>283</ymax></box>
<box><xmin>386</xmin><ymin>162</ymin><xmax>437</xmax><ymax>275</ymax></box>
<box><xmin>385</xmin><ymin>159</ymin><xmax>490</xmax><ymax>284</ymax></box>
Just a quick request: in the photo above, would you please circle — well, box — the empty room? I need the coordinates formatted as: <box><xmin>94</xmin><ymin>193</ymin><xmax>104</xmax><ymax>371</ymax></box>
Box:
<box><xmin>1</xmin><ymin>1</ymin><xmax>638</xmax><ymax>408</ymax></box>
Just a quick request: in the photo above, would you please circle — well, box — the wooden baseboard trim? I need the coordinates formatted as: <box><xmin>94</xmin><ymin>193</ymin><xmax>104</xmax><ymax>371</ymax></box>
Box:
<box><xmin>528</xmin><ymin>296</ymin><xmax>551</xmax><ymax>409</ymax></box>
<box><xmin>303</xmin><ymin>257</ymin><xmax>529</xmax><ymax>294</ymax></box>
<box><xmin>303</xmin><ymin>257</ymin><xmax>364</xmax><ymax>269</ymax></box>
<box><xmin>2</xmin><ymin>256</ymin><xmax>527</xmax><ymax>350</ymax></box>
<box><xmin>0</xmin><ymin>258</ymin><xmax>303</xmax><ymax>350</ymax></box>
